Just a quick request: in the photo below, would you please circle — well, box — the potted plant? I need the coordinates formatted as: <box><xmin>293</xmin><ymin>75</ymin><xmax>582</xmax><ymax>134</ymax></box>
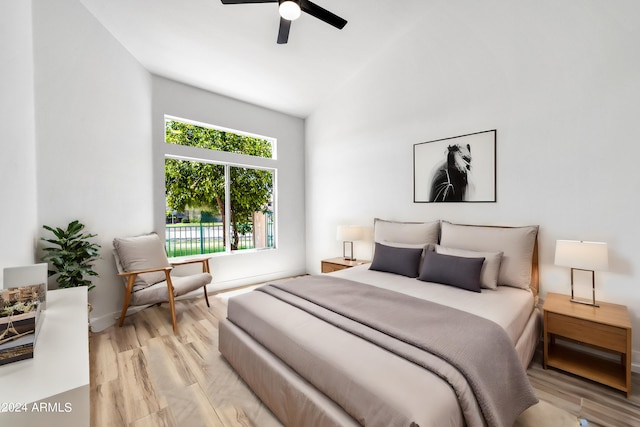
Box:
<box><xmin>41</xmin><ymin>220</ymin><xmax>101</xmax><ymax>291</ymax></box>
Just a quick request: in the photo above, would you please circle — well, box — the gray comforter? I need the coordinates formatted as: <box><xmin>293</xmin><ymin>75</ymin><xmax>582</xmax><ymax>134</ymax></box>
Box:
<box><xmin>229</xmin><ymin>275</ymin><xmax>538</xmax><ymax>427</ymax></box>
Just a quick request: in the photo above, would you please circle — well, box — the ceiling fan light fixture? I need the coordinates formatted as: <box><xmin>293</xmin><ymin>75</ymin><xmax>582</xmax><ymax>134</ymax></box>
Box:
<box><xmin>279</xmin><ymin>0</ymin><xmax>301</xmax><ymax>21</ymax></box>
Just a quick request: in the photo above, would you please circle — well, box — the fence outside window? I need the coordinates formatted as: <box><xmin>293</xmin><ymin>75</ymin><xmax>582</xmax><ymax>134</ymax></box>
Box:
<box><xmin>165</xmin><ymin>213</ymin><xmax>274</xmax><ymax>257</ymax></box>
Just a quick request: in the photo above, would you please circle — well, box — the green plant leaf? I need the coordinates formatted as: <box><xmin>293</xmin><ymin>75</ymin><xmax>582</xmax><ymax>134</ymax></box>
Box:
<box><xmin>41</xmin><ymin>220</ymin><xmax>101</xmax><ymax>291</ymax></box>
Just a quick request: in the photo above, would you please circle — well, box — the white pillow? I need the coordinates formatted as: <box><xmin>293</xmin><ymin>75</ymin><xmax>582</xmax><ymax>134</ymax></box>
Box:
<box><xmin>374</xmin><ymin>218</ymin><xmax>440</xmax><ymax>245</ymax></box>
<box><xmin>382</xmin><ymin>241</ymin><xmax>433</xmax><ymax>251</ymax></box>
<box><xmin>439</xmin><ymin>222</ymin><xmax>538</xmax><ymax>290</ymax></box>
<box><xmin>435</xmin><ymin>245</ymin><xmax>503</xmax><ymax>290</ymax></box>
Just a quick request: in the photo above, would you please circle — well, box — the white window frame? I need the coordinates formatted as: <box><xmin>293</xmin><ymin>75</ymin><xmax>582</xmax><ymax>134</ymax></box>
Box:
<box><xmin>163</xmin><ymin>115</ymin><xmax>278</xmax><ymax>256</ymax></box>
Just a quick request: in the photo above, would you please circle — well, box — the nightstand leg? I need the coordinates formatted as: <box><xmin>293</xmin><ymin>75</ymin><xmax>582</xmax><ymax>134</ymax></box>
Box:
<box><xmin>543</xmin><ymin>334</ymin><xmax>550</xmax><ymax>369</ymax></box>
<box><xmin>543</xmin><ymin>314</ymin><xmax>549</xmax><ymax>369</ymax></box>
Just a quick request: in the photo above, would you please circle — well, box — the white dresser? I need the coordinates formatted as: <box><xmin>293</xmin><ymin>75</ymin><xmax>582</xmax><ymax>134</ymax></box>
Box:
<box><xmin>0</xmin><ymin>287</ymin><xmax>90</xmax><ymax>426</ymax></box>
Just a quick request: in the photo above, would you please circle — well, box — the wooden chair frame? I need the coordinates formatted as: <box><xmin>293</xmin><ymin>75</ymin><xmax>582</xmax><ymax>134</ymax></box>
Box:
<box><xmin>117</xmin><ymin>257</ymin><xmax>211</xmax><ymax>333</ymax></box>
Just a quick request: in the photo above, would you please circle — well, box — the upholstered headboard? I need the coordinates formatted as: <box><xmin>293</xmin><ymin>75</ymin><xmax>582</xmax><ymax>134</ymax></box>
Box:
<box><xmin>530</xmin><ymin>237</ymin><xmax>540</xmax><ymax>299</ymax></box>
<box><xmin>372</xmin><ymin>219</ymin><xmax>540</xmax><ymax>297</ymax></box>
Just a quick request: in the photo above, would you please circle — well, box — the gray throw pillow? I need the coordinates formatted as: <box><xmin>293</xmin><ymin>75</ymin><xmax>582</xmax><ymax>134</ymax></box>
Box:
<box><xmin>417</xmin><ymin>250</ymin><xmax>485</xmax><ymax>292</ymax></box>
<box><xmin>369</xmin><ymin>242</ymin><xmax>423</xmax><ymax>278</ymax></box>
<box><xmin>435</xmin><ymin>245</ymin><xmax>503</xmax><ymax>290</ymax></box>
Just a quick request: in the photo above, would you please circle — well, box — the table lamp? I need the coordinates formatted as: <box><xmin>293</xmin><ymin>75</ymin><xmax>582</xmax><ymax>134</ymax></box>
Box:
<box><xmin>554</xmin><ymin>240</ymin><xmax>609</xmax><ymax>307</ymax></box>
<box><xmin>337</xmin><ymin>225</ymin><xmax>364</xmax><ymax>261</ymax></box>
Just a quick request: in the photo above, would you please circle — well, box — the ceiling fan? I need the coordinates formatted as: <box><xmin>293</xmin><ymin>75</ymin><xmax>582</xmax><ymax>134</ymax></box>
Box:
<box><xmin>220</xmin><ymin>0</ymin><xmax>347</xmax><ymax>44</ymax></box>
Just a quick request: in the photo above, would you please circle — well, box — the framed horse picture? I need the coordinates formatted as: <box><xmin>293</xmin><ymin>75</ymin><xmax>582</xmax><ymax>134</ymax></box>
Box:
<box><xmin>413</xmin><ymin>129</ymin><xmax>496</xmax><ymax>203</ymax></box>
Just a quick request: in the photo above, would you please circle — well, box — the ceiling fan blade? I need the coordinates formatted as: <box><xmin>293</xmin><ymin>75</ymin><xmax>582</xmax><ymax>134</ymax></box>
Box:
<box><xmin>300</xmin><ymin>0</ymin><xmax>347</xmax><ymax>29</ymax></box>
<box><xmin>277</xmin><ymin>17</ymin><xmax>291</xmax><ymax>44</ymax></box>
<box><xmin>220</xmin><ymin>0</ymin><xmax>277</xmax><ymax>4</ymax></box>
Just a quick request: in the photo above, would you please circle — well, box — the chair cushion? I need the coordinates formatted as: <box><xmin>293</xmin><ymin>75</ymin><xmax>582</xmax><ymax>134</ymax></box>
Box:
<box><xmin>113</xmin><ymin>233</ymin><xmax>170</xmax><ymax>288</ymax></box>
<box><xmin>130</xmin><ymin>272</ymin><xmax>212</xmax><ymax>306</ymax></box>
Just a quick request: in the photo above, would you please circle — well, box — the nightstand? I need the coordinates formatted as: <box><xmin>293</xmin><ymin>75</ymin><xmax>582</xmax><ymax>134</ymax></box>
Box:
<box><xmin>321</xmin><ymin>257</ymin><xmax>370</xmax><ymax>273</ymax></box>
<box><xmin>543</xmin><ymin>292</ymin><xmax>632</xmax><ymax>397</ymax></box>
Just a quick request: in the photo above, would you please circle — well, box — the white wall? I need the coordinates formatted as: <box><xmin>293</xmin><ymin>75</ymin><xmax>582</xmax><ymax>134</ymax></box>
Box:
<box><xmin>3</xmin><ymin>0</ymin><xmax>305</xmax><ymax>332</ymax></box>
<box><xmin>152</xmin><ymin>76</ymin><xmax>307</xmax><ymax>289</ymax></box>
<box><xmin>0</xmin><ymin>0</ymin><xmax>38</xmax><ymax>281</ymax></box>
<box><xmin>32</xmin><ymin>0</ymin><xmax>153</xmax><ymax>330</ymax></box>
<box><xmin>306</xmin><ymin>1</ymin><xmax>640</xmax><ymax>364</ymax></box>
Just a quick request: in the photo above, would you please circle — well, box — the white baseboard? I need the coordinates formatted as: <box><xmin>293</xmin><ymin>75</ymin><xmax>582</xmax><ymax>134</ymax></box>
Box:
<box><xmin>633</xmin><ymin>350</ymin><xmax>640</xmax><ymax>373</ymax></box>
<box><xmin>90</xmin><ymin>305</ymin><xmax>149</xmax><ymax>332</ymax></box>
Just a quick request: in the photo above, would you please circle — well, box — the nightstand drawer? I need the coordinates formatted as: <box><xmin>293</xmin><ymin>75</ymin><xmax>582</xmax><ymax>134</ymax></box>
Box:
<box><xmin>321</xmin><ymin>262</ymin><xmax>346</xmax><ymax>273</ymax></box>
<box><xmin>321</xmin><ymin>258</ymin><xmax>370</xmax><ymax>274</ymax></box>
<box><xmin>547</xmin><ymin>312</ymin><xmax>627</xmax><ymax>352</ymax></box>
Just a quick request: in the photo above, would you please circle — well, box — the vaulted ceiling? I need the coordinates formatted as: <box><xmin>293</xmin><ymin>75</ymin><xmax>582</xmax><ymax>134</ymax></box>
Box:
<box><xmin>80</xmin><ymin>0</ymin><xmax>430</xmax><ymax>117</ymax></box>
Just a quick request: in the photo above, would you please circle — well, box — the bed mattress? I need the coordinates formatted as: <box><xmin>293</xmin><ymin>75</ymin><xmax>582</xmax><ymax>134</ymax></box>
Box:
<box><xmin>221</xmin><ymin>272</ymin><xmax>539</xmax><ymax>427</ymax></box>
<box><xmin>329</xmin><ymin>264</ymin><xmax>535</xmax><ymax>347</ymax></box>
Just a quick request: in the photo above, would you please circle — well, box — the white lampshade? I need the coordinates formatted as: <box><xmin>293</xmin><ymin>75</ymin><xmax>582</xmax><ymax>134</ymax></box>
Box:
<box><xmin>279</xmin><ymin>1</ymin><xmax>301</xmax><ymax>20</ymax></box>
<box><xmin>554</xmin><ymin>240</ymin><xmax>609</xmax><ymax>271</ymax></box>
<box><xmin>336</xmin><ymin>225</ymin><xmax>364</xmax><ymax>242</ymax></box>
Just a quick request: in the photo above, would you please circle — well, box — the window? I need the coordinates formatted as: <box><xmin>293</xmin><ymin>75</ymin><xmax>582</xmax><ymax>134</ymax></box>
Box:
<box><xmin>164</xmin><ymin>117</ymin><xmax>276</xmax><ymax>256</ymax></box>
<box><xmin>165</xmin><ymin>119</ymin><xmax>274</xmax><ymax>159</ymax></box>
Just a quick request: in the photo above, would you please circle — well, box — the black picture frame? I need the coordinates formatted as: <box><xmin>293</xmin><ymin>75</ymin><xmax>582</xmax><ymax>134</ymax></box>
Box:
<box><xmin>413</xmin><ymin>129</ymin><xmax>496</xmax><ymax>203</ymax></box>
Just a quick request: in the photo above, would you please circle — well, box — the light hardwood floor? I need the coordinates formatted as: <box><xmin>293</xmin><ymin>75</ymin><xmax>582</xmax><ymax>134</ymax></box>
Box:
<box><xmin>90</xmin><ymin>293</ymin><xmax>640</xmax><ymax>427</ymax></box>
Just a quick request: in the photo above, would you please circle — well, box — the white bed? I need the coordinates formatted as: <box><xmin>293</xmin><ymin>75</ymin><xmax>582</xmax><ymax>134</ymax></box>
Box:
<box><xmin>219</xmin><ymin>220</ymin><xmax>541</xmax><ymax>427</ymax></box>
<box><xmin>330</xmin><ymin>264</ymin><xmax>539</xmax><ymax>367</ymax></box>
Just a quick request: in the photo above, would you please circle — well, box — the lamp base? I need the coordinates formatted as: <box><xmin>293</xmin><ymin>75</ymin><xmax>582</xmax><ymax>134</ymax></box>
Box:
<box><xmin>569</xmin><ymin>268</ymin><xmax>600</xmax><ymax>308</ymax></box>
<box><xmin>570</xmin><ymin>298</ymin><xmax>599</xmax><ymax>308</ymax></box>
<box><xmin>342</xmin><ymin>241</ymin><xmax>355</xmax><ymax>262</ymax></box>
